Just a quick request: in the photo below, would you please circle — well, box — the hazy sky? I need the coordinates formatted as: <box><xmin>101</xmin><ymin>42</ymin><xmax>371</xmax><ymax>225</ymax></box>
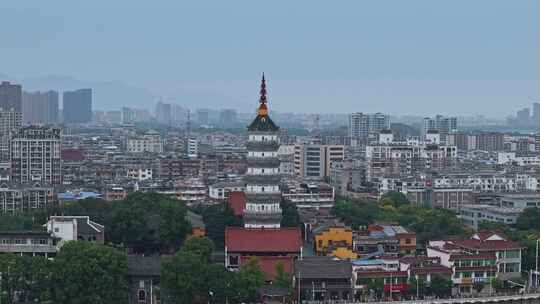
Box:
<box><xmin>1</xmin><ymin>1</ymin><xmax>539</xmax><ymax>116</ymax></box>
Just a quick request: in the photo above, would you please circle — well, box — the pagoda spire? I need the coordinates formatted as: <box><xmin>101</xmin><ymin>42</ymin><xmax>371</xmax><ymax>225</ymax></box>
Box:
<box><xmin>257</xmin><ymin>73</ymin><xmax>269</xmax><ymax>116</ymax></box>
<box><xmin>259</xmin><ymin>73</ymin><xmax>267</xmax><ymax>104</ymax></box>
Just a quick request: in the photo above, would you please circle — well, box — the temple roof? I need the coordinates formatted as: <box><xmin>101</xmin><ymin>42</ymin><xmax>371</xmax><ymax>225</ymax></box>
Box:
<box><xmin>248</xmin><ymin>114</ymin><xmax>279</xmax><ymax>132</ymax></box>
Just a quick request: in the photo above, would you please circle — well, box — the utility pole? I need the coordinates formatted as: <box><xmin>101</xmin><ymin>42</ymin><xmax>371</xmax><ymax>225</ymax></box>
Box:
<box><xmin>534</xmin><ymin>240</ymin><xmax>540</xmax><ymax>287</ymax></box>
<box><xmin>416</xmin><ymin>277</ymin><xmax>419</xmax><ymax>299</ymax></box>
<box><xmin>297</xmin><ymin>271</ymin><xmax>301</xmax><ymax>304</ymax></box>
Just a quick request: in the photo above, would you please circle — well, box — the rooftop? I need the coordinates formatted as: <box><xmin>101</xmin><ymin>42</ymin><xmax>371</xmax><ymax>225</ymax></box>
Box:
<box><xmin>225</xmin><ymin>227</ymin><xmax>302</xmax><ymax>253</ymax></box>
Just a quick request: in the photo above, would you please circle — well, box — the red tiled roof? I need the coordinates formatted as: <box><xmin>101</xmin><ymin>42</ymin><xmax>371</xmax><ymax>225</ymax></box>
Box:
<box><xmin>411</xmin><ymin>266</ymin><xmax>452</xmax><ymax>275</ymax></box>
<box><xmin>61</xmin><ymin>149</ymin><xmax>85</xmax><ymax>162</ymax></box>
<box><xmin>240</xmin><ymin>256</ymin><xmax>293</xmax><ymax>280</ymax></box>
<box><xmin>225</xmin><ymin>227</ymin><xmax>302</xmax><ymax>253</ymax></box>
<box><xmin>474</xmin><ymin>230</ymin><xmax>507</xmax><ymax>241</ymax></box>
<box><xmin>452</xmin><ymin>239</ymin><xmax>523</xmax><ymax>251</ymax></box>
<box><xmin>228</xmin><ymin>191</ymin><xmax>246</xmax><ymax>217</ymax></box>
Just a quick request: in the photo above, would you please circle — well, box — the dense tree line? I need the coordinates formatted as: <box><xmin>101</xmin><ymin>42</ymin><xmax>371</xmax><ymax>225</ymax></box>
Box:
<box><xmin>163</xmin><ymin>237</ymin><xmax>268</xmax><ymax>304</ymax></box>
<box><xmin>0</xmin><ymin>242</ymin><xmax>128</xmax><ymax>303</ymax></box>
<box><xmin>1</xmin><ymin>193</ymin><xmax>192</xmax><ymax>254</ymax></box>
<box><xmin>332</xmin><ymin>193</ymin><xmax>471</xmax><ymax>244</ymax></box>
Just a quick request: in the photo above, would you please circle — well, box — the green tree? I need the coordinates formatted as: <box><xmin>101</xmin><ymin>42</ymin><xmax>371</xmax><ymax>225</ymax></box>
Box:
<box><xmin>274</xmin><ymin>260</ymin><xmax>292</xmax><ymax>289</ymax></box>
<box><xmin>331</xmin><ymin>199</ymin><xmax>379</xmax><ymax>229</ymax></box>
<box><xmin>52</xmin><ymin>241</ymin><xmax>128</xmax><ymax>303</ymax></box>
<box><xmin>280</xmin><ymin>200</ymin><xmax>299</xmax><ymax>227</ymax></box>
<box><xmin>182</xmin><ymin>236</ymin><xmax>215</xmax><ymax>262</ymax></box>
<box><xmin>236</xmin><ymin>257</ymin><xmax>265</xmax><ymax>301</ymax></box>
<box><xmin>159</xmin><ymin>198</ymin><xmax>192</xmax><ymax>253</ymax></box>
<box><xmin>517</xmin><ymin>208</ymin><xmax>540</xmax><ymax>230</ymax></box>
<box><xmin>108</xmin><ymin>192</ymin><xmax>191</xmax><ymax>253</ymax></box>
<box><xmin>162</xmin><ymin>250</ymin><xmax>209</xmax><ymax>304</ymax></box>
<box><xmin>201</xmin><ymin>203</ymin><xmax>243</xmax><ymax>249</ymax></box>
<box><xmin>380</xmin><ymin>191</ymin><xmax>409</xmax><ymax>207</ymax></box>
<box><xmin>0</xmin><ymin>215</ymin><xmax>34</xmax><ymax>231</ymax></box>
<box><xmin>429</xmin><ymin>275</ymin><xmax>452</xmax><ymax>298</ymax></box>
<box><xmin>0</xmin><ymin>254</ymin><xmax>55</xmax><ymax>303</ymax></box>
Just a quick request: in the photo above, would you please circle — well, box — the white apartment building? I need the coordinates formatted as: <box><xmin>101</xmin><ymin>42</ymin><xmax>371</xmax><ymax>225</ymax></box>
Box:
<box><xmin>294</xmin><ymin>143</ymin><xmax>344</xmax><ymax>179</ymax></box>
<box><xmin>348</xmin><ymin>112</ymin><xmax>390</xmax><ymax>138</ymax></box>
<box><xmin>126</xmin><ymin>130</ymin><xmax>163</xmax><ymax>153</ymax></box>
<box><xmin>365</xmin><ymin>142</ymin><xmax>457</xmax><ymax>181</ymax></box>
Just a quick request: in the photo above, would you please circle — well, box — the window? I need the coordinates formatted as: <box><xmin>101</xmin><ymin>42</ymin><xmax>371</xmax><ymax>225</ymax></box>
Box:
<box><xmin>504</xmin><ymin>263</ymin><xmax>520</xmax><ymax>273</ymax></box>
<box><xmin>54</xmin><ymin>228</ymin><xmax>59</xmax><ymax>232</ymax></box>
<box><xmin>229</xmin><ymin>256</ymin><xmax>239</xmax><ymax>266</ymax></box>
<box><xmin>505</xmin><ymin>250</ymin><xmax>520</xmax><ymax>259</ymax></box>
<box><xmin>405</xmin><ymin>239</ymin><xmax>412</xmax><ymax>244</ymax></box>
<box><xmin>138</xmin><ymin>290</ymin><xmax>146</xmax><ymax>301</ymax></box>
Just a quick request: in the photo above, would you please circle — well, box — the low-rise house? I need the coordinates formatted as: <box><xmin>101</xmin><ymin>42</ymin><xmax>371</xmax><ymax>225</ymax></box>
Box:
<box><xmin>127</xmin><ymin>255</ymin><xmax>163</xmax><ymax>304</ymax></box>
<box><xmin>208</xmin><ymin>180</ymin><xmax>244</xmax><ymax>200</ymax></box>
<box><xmin>45</xmin><ymin>216</ymin><xmax>105</xmax><ymax>244</ymax></box>
<box><xmin>281</xmin><ymin>179</ymin><xmax>335</xmax><ymax>209</ymax></box>
<box><xmin>0</xmin><ymin>231</ymin><xmax>58</xmax><ymax>258</ymax></box>
<box><xmin>354</xmin><ymin>224</ymin><xmax>416</xmax><ymax>257</ymax></box>
<box><xmin>105</xmin><ymin>185</ymin><xmax>128</xmax><ymax>201</ymax></box>
<box><xmin>427</xmin><ymin>231</ymin><xmax>523</xmax><ymax>294</ymax></box>
<box><xmin>399</xmin><ymin>256</ymin><xmax>452</xmax><ymax>284</ymax></box>
<box><xmin>460</xmin><ymin>204</ymin><xmax>522</xmax><ymax>229</ymax></box>
<box><xmin>313</xmin><ymin>225</ymin><xmax>357</xmax><ymax>259</ymax></box>
<box><xmin>224</xmin><ymin>227</ymin><xmax>302</xmax><ymax>281</ymax></box>
<box><xmin>294</xmin><ymin>257</ymin><xmax>353</xmax><ymax>302</ymax></box>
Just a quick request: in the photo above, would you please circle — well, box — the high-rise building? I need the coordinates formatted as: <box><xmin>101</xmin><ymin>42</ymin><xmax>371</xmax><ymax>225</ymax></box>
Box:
<box><xmin>10</xmin><ymin>126</ymin><xmax>62</xmax><ymax>184</ymax></box>
<box><xmin>243</xmin><ymin>75</ymin><xmax>282</xmax><ymax>228</ymax></box>
<box><xmin>516</xmin><ymin>107</ymin><xmax>531</xmax><ymax>127</ymax></box>
<box><xmin>197</xmin><ymin>109</ymin><xmax>210</xmax><ymax>125</ymax></box>
<box><xmin>348</xmin><ymin>112</ymin><xmax>390</xmax><ymax>138</ymax></box>
<box><xmin>219</xmin><ymin>109</ymin><xmax>237</xmax><ymax>127</ymax></box>
<box><xmin>122</xmin><ymin>107</ymin><xmax>136</xmax><ymax>124</ymax></box>
<box><xmin>22</xmin><ymin>90</ymin><xmax>59</xmax><ymax>124</ymax></box>
<box><xmin>0</xmin><ymin>81</ymin><xmax>22</xmax><ymax>112</ymax></box>
<box><xmin>155</xmin><ymin>101</ymin><xmax>172</xmax><ymax>125</ymax></box>
<box><xmin>423</xmin><ymin>115</ymin><xmax>458</xmax><ymax>143</ymax></box>
<box><xmin>63</xmin><ymin>89</ymin><xmax>92</xmax><ymax>123</ymax></box>
<box><xmin>294</xmin><ymin>143</ymin><xmax>345</xmax><ymax>179</ymax></box>
<box><xmin>0</xmin><ymin>111</ymin><xmax>22</xmax><ymax>161</ymax></box>
<box><xmin>171</xmin><ymin>104</ymin><xmax>188</xmax><ymax>125</ymax></box>
<box><xmin>532</xmin><ymin>103</ymin><xmax>540</xmax><ymax>126</ymax></box>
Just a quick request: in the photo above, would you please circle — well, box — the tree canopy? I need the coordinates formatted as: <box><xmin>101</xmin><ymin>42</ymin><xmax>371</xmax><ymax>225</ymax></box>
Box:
<box><xmin>52</xmin><ymin>241</ymin><xmax>129</xmax><ymax>303</ymax></box>
<box><xmin>163</xmin><ymin>238</ymin><xmax>264</xmax><ymax>303</ymax></box>
<box><xmin>0</xmin><ymin>242</ymin><xmax>128</xmax><ymax>304</ymax></box>
<box><xmin>197</xmin><ymin>203</ymin><xmax>242</xmax><ymax>249</ymax></box>
<box><xmin>331</xmin><ymin>199</ymin><xmax>470</xmax><ymax>244</ymax></box>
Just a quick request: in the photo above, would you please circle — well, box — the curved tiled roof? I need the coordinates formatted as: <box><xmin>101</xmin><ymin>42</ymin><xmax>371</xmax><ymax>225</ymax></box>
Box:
<box><xmin>248</xmin><ymin>114</ymin><xmax>279</xmax><ymax>132</ymax></box>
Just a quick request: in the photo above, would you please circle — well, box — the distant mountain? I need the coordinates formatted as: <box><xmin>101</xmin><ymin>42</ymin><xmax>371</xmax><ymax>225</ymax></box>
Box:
<box><xmin>0</xmin><ymin>73</ymin><xmax>158</xmax><ymax>110</ymax></box>
<box><xmin>0</xmin><ymin>73</ymin><xmax>253</xmax><ymax>112</ymax></box>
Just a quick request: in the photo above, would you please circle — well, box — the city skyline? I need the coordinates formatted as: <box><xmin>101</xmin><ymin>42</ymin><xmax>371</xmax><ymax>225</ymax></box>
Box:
<box><xmin>1</xmin><ymin>1</ymin><xmax>540</xmax><ymax>116</ymax></box>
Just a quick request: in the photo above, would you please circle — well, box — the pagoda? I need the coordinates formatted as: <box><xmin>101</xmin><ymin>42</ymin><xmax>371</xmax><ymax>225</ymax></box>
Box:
<box><xmin>243</xmin><ymin>74</ymin><xmax>282</xmax><ymax>228</ymax></box>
